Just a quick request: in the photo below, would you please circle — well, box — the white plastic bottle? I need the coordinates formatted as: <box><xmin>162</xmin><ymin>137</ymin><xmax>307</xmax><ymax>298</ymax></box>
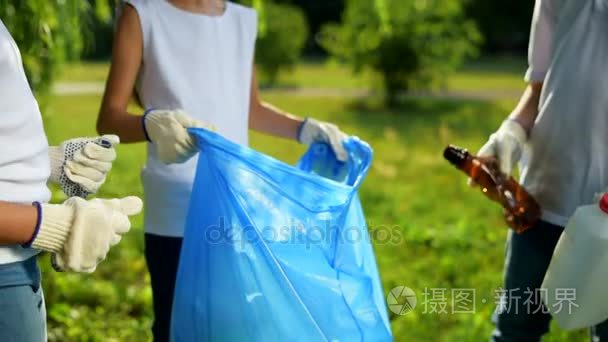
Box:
<box><xmin>542</xmin><ymin>193</ymin><xmax>608</xmax><ymax>330</ymax></box>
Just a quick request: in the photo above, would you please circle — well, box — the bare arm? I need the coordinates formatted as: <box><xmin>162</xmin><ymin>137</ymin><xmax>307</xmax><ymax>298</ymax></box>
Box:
<box><xmin>511</xmin><ymin>0</ymin><xmax>554</xmax><ymax>134</ymax></box>
<box><xmin>97</xmin><ymin>4</ymin><xmax>146</xmax><ymax>143</ymax></box>
<box><xmin>0</xmin><ymin>202</ymin><xmax>37</xmax><ymax>245</ymax></box>
<box><xmin>508</xmin><ymin>82</ymin><xmax>543</xmax><ymax>135</ymax></box>
<box><xmin>248</xmin><ymin>68</ymin><xmax>303</xmax><ymax>140</ymax></box>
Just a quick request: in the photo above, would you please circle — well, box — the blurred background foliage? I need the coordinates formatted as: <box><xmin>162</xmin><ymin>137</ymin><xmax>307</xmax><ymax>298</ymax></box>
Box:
<box><xmin>2</xmin><ymin>0</ymin><xmax>534</xmax><ymax>106</ymax></box>
<box><xmin>319</xmin><ymin>0</ymin><xmax>481</xmax><ymax>105</ymax></box>
<box><xmin>251</xmin><ymin>1</ymin><xmax>309</xmax><ymax>85</ymax></box>
<box><xmin>463</xmin><ymin>0</ymin><xmax>534</xmax><ymax>52</ymax></box>
<box><xmin>0</xmin><ymin>0</ymin><xmax>112</xmax><ymax>102</ymax></box>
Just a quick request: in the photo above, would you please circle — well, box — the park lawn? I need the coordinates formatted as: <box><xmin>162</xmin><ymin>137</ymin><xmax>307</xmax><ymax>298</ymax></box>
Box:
<box><xmin>445</xmin><ymin>56</ymin><xmax>528</xmax><ymax>92</ymax></box>
<box><xmin>60</xmin><ymin>57</ymin><xmax>527</xmax><ymax>94</ymax></box>
<box><xmin>43</xmin><ymin>62</ymin><xmax>586</xmax><ymax>341</ymax></box>
<box><xmin>58</xmin><ymin>62</ymin><xmax>111</xmax><ymax>84</ymax></box>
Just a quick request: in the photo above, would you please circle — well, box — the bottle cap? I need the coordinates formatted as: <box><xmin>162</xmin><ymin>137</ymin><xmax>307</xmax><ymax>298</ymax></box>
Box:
<box><xmin>443</xmin><ymin>145</ymin><xmax>468</xmax><ymax>167</ymax></box>
<box><xmin>600</xmin><ymin>193</ymin><xmax>608</xmax><ymax>214</ymax></box>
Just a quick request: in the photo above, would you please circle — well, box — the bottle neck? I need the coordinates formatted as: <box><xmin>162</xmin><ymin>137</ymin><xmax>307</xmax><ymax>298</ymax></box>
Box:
<box><xmin>443</xmin><ymin>145</ymin><xmax>470</xmax><ymax>168</ymax></box>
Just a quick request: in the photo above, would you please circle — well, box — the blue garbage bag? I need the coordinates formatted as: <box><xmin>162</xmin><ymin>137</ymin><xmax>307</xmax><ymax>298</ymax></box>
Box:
<box><xmin>171</xmin><ymin>128</ymin><xmax>392</xmax><ymax>342</ymax></box>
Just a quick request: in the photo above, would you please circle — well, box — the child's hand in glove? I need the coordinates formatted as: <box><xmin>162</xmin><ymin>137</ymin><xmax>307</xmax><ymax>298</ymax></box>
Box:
<box><xmin>477</xmin><ymin>120</ymin><xmax>527</xmax><ymax>176</ymax></box>
<box><xmin>143</xmin><ymin>109</ymin><xmax>215</xmax><ymax>164</ymax></box>
<box><xmin>298</xmin><ymin>118</ymin><xmax>349</xmax><ymax>162</ymax></box>
<box><xmin>469</xmin><ymin>120</ymin><xmax>527</xmax><ymax>186</ymax></box>
<box><xmin>48</xmin><ymin>135</ymin><xmax>120</xmax><ymax>196</ymax></box>
<box><xmin>28</xmin><ymin>196</ymin><xmax>143</xmax><ymax>273</ymax></box>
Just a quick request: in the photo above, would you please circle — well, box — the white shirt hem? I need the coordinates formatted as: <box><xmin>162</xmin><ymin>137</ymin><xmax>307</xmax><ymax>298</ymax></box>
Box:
<box><xmin>540</xmin><ymin>209</ymin><xmax>569</xmax><ymax>228</ymax></box>
<box><xmin>0</xmin><ymin>247</ymin><xmax>40</xmax><ymax>265</ymax></box>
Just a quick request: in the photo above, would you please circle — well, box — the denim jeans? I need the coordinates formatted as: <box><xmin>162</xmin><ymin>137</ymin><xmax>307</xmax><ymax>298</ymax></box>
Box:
<box><xmin>491</xmin><ymin>220</ymin><xmax>608</xmax><ymax>341</ymax></box>
<box><xmin>0</xmin><ymin>256</ymin><xmax>46</xmax><ymax>342</ymax></box>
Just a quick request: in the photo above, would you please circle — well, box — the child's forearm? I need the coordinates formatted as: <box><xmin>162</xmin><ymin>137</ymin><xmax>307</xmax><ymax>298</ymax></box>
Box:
<box><xmin>97</xmin><ymin>107</ymin><xmax>147</xmax><ymax>143</ymax></box>
<box><xmin>97</xmin><ymin>4</ymin><xmax>146</xmax><ymax>144</ymax></box>
<box><xmin>249</xmin><ymin>101</ymin><xmax>303</xmax><ymax>141</ymax></box>
<box><xmin>0</xmin><ymin>201</ymin><xmax>37</xmax><ymax>245</ymax></box>
<box><xmin>508</xmin><ymin>82</ymin><xmax>543</xmax><ymax>135</ymax></box>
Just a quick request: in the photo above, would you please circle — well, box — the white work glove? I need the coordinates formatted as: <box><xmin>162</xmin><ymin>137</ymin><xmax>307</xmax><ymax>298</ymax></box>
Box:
<box><xmin>143</xmin><ymin>109</ymin><xmax>215</xmax><ymax>164</ymax></box>
<box><xmin>298</xmin><ymin>118</ymin><xmax>349</xmax><ymax>162</ymax></box>
<box><xmin>28</xmin><ymin>196</ymin><xmax>143</xmax><ymax>273</ymax></box>
<box><xmin>48</xmin><ymin>135</ymin><xmax>119</xmax><ymax>197</ymax></box>
<box><xmin>477</xmin><ymin>120</ymin><xmax>527</xmax><ymax>176</ymax></box>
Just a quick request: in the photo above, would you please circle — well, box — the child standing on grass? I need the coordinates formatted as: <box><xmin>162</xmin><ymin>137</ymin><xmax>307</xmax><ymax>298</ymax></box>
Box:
<box><xmin>0</xmin><ymin>18</ymin><xmax>142</xmax><ymax>341</ymax></box>
<box><xmin>476</xmin><ymin>0</ymin><xmax>608</xmax><ymax>340</ymax></box>
<box><xmin>96</xmin><ymin>1</ymin><xmax>351</xmax><ymax>340</ymax></box>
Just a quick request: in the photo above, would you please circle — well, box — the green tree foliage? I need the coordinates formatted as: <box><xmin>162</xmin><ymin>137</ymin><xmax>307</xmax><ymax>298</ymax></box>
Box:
<box><xmin>0</xmin><ymin>0</ymin><xmax>111</xmax><ymax>99</ymax></box>
<box><xmin>271</xmin><ymin>0</ymin><xmax>345</xmax><ymax>55</ymax></box>
<box><xmin>81</xmin><ymin>0</ymin><xmax>116</xmax><ymax>60</ymax></box>
<box><xmin>320</xmin><ymin>0</ymin><xmax>481</xmax><ymax>106</ymax></box>
<box><xmin>254</xmin><ymin>1</ymin><xmax>308</xmax><ymax>85</ymax></box>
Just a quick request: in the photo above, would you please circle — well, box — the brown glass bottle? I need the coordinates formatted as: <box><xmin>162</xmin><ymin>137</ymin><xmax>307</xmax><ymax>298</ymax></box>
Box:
<box><xmin>443</xmin><ymin>144</ymin><xmax>541</xmax><ymax>234</ymax></box>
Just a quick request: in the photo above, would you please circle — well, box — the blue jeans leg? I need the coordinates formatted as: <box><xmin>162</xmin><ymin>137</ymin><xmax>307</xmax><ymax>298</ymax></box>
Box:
<box><xmin>0</xmin><ymin>258</ymin><xmax>46</xmax><ymax>342</ymax></box>
<box><xmin>491</xmin><ymin>220</ymin><xmax>564</xmax><ymax>342</ymax></box>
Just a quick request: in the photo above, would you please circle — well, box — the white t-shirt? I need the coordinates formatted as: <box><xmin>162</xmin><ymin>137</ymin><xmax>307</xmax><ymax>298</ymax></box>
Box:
<box><xmin>520</xmin><ymin>0</ymin><xmax>608</xmax><ymax>226</ymax></box>
<box><xmin>0</xmin><ymin>20</ymin><xmax>51</xmax><ymax>263</ymax></box>
<box><xmin>524</xmin><ymin>0</ymin><xmax>562</xmax><ymax>82</ymax></box>
<box><xmin>125</xmin><ymin>0</ymin><xmax>257</xmax><ymax>236</ymax></box>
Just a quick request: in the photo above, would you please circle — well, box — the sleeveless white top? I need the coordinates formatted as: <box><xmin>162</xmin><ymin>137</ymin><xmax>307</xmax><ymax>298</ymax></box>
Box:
<box><xmin>126</xmin><ymin>0</ymin><xmax>257</xmax><ymax>236</ymax></box>
<box><xmin>0</xmin><ymin>20</ymin><xmax>50</xmax><ymax>263</ymax></box>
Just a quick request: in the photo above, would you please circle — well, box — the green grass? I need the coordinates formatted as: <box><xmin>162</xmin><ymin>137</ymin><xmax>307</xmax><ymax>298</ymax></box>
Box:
<box><xmin>43</xmin><ymin>60</ymin><xmax>586</xmax><ymax>341</ymax></box>
<box><xmin>446</xmin><ymin>56</ymin><xmax>528</xmax><ymax>93</ymax></box>
<box><xmin>60</xmin><ymin>57</ymin><xmax>527</xmax><ymax>94</ymax></box>
<box><xmin>58</xmin><ymin>62</ymin><xmax>110</xmax><ymax>83</ymax></box>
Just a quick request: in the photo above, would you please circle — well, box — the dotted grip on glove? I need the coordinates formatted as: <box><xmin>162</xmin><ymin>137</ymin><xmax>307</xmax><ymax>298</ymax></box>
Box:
<box><xmin>59</xmin><ymin>138</ymin><xmax>113</xmax><ymax>198</ymax></box>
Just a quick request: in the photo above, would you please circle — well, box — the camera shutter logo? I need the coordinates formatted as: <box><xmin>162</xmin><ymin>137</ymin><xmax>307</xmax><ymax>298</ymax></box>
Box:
<box><xmin>387</xmin><ymin>286</ymin><xmax>417</xmax><ymax>315</ymax></box>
